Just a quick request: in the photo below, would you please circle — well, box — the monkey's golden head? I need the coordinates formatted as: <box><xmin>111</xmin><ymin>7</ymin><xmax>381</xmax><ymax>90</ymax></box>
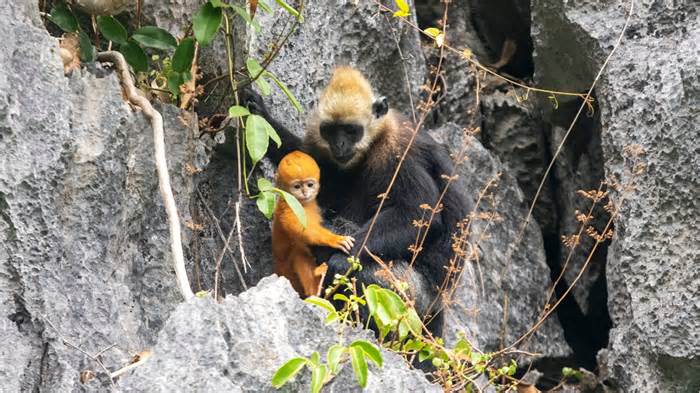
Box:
<box><xmin>307</xmin><ymin>66</ymin><xmax>391</xmax><ymax>168</ymax></box>
<box><xmin>319</xmin><ymin>67</ymin><xmax>374</xmax><ymax>124</ymax></box>
<box><xmin>276</xmin><ymin>151</ymin><xmax>321</xmax><ymax>204</ymax></box>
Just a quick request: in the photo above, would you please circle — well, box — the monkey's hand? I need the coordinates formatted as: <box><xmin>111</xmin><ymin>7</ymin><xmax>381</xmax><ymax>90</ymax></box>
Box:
<box><xmin>242</xmin><ymin>89</ymin><xmax>270</xmax><ymax>117</ymax></box>
<box><xmin>330</xmin><ymin>235</ymin><xmax>355</xmax><ymax>254</ymax></box>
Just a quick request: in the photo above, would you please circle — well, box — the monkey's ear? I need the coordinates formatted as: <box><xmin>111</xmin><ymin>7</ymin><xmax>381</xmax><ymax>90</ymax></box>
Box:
<box><xmin>372</xmin><ymin>96</ymin><xmax>388</xmax><ymax>118</ymax></box>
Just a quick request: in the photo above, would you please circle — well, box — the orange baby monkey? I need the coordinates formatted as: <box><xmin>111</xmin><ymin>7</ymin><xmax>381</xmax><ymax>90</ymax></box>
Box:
<box><xmin>272</xmin><ymin>151</ymin><xmax>355</xmax><ymax>297</ymax></box>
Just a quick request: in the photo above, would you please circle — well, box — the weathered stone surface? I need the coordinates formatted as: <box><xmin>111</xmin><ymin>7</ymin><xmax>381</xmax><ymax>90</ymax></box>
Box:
<box><xmin>433</xmin><ymin>123</ymin><xmax>571</xmax><ymax>360</ymax></box>
<box><xmin>122</xmin><ymin>276</ymin><xmax>441</xmax><ymax>392</ymax></box>
<box><xmin>0</xmin><ymin>1</ymin><xmax>196</xmax><ymax>390</ymax></box>
<box><xmin>533</xmin><ymin>1</ymin><xmax>700</xmax><ymax>391</ymax></box>
<box><xmin>479</xmin><ymin>89</ymin><xmax>557</xmax><ymax>237</ymax></box>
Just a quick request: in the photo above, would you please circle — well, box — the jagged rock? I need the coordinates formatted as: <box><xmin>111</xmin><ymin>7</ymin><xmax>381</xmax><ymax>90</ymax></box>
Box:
<box><xmin>121</xmin><ymin>276</ymin><xmax>441</xmax><ymax>392</ymax></box>
<box><xmin>533</xmin><ymin>1</ymin><xmax>700</xmax><ymax>391</ymax></box>
<box><xmin>432</xmin><ymin>123</ymin><xmax>571</xmax><ymax>360</ymax></box>
<box><xmin>0</xmin><ymin>1</ymin><xmax>196</xmax><ymax>390</ymax></box>
<box><xmin>479</xmin><ymin>89</ymin><xmax>556</xmax><ymax>237</ymax></box>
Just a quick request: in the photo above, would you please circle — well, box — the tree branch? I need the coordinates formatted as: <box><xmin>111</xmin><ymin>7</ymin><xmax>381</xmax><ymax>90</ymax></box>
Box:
<box><xmin>97</xmin><ymin>51</ymin><xmax>195</xmax><ymax>301</ymax></box>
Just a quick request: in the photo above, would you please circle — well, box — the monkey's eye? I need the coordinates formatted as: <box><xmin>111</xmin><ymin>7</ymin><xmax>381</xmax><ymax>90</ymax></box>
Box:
<box><xmin>307</xmin><ymin>182</ymin><xmax>314</xmax><ymax>188</ymax></box>
<box><xmin>294</xmin><ymin>184</ymin><xmax>302</xmax><ymax>190</ymax></box>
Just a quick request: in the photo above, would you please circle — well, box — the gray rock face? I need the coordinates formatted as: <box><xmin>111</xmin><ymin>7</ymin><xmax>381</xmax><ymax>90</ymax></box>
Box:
<box><xmin>4</xmin><ymin>0</ymin><xmax>696</xmax><ymax>391</ymax></box>
<box><xmin>121</xmin><ymin>276</ymin><xmax>441</xmax><ymax>392</ymax></box>
<box><xmin>0</xmin><ymin>1</ymin><xmax>195</xmax><ymax>390</ymax></box>
<box><xmin>433</xmin><ymin>123</ymin><xmax>571</xmax><ymax>360</ymax></box>
<box><xmin>479</xmin><ymin>89</ymin><xmax>557</xmax><ymax>237</ymax></box>
<box><xmin>533</xmin><ymin>1</ymin><xmax>700</xmax><ymax>391</ymax></box>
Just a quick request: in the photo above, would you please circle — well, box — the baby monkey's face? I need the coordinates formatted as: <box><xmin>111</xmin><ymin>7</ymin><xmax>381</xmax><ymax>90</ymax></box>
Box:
<box><xmin>287</xmin><ymin>178</ymin><xmax>319</xmax><ymax>205</ymax></box>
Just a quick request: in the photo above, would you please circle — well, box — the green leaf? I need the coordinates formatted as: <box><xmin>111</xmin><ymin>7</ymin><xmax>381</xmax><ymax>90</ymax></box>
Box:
<box><xmin>349</xmin><ymin>346</ymin><xmax>368</xmax><ymax>388</ymax></box>
<box><xmin>119</xmin><ymin>41</ymin><xmax>148</xmax><ymax>72</ymax></box>
<box><xmin>132</xmin><ymin>26</ymin><xmax>177</xmax><ymax>50</ymax></box>
<box><xmin>49</xmin><ymin>2</ymin><xmax>78</xmax><ymax>32</ymax></box>
<box><xmin>393</xmin><ymin>0</ymin><xmax>410</xmax><ymax>17</ymax></box>
<box><xmin>381</xmin><ymin>288</ymin><xmax>407</xmax><ymax>318</ymax></box>
<box><xmin>406</xmin><ymin>308</ymin><xmax>423</xmax><ymax>336</ymax></box>
<box><xmin>231</xmin><ymin>5</ymin><xmax>261</xmax><ymax>32</ymax></box>
<box><xmin>398</xmin><ymin>320</ymin><xmax>409</xmax><ymax>340</ymax></box>
<box><xmin>327</xmin><ymin>344</ymin><xmax>345</xmax><ymax>375</ymax></box>
<box><xmin>172</xmin><ymin>37</ymin><xmax>195</xmax><ymax>72</ymax></box>
<box><xmin>507</xmin><ymin>360</ymin><xmax>517</xmax><ymax>376</ymax></box>
<box><xmin>562</xmin><ymin>367</ymin><xmax>583</xmax><ymax>381</ymax></box>
<box><xmin>246</xmin><ymin>112</ymin><xmax>279</xmax><ymax>147</ymax></box>
<box><xmin>166</xmin><ymin>71</ymin><xmax>190</xmax><ymax>96</ymax></box>
<box><xmin>265</xmin><ymin>119</ymin><xmax>281</xmax><ymax>147</ymax></box>
<box><xmin>271</xmin><ymin>357</ymin><xmax>307</xmax><ymax>388</ymax></box>
<box><xmin>324</xmin><ymin>312</ymin><xmax>339</xmax><ymax>325</ymax></box>
<box><xmin>454</xmin><ymin>338</ymin><xmax>472</xmax><ymax>358</ymax></box>
<box><xmin>255</xmin><ymin>191</ymin><xmax>276</xmax><ymax>219</ymax></box>
<box><xmin>418</xmin><ymin>349</ymin><xmax>432</xmax><ymax>362</ymax></box>
<box><xmin>274</xmin><ymin>0</ymin><xmax>303</xmax><ymax>20</ymax></box>
<box><xmin>257</xmin><ymin>177</ymin><xmax>274</xmax><ymax>192</ymax></box>
<box><xmin>304</xmin><ymin>296</ymin><xmax>336</xmax><ymax>314</ymax></box>
<box><xmin>350</xmin><ymin>340</ymin><xmax>383</xmax><ymax>368</ymax></box>
<box><xmin>97</xmin><ymin>16</ymin><xmax>128</xmax><ymax>45</ymax></box>
<box><xmin>193</xmin><ymin>1</ymin><xmax>222</xmax><ymax>46</ymax></box>
<box><xmin>228</xmin><ymin>105</ymin><xmax>251</xmax><ymax>117</ymax></box>
<box><xmin>256</xmin><ymin>76</ymin><xmax>272</xmax><ymax>96</ymax></box>
<box><xmin>309</xmin><ymin>351</ymin><xmax>321</xmax><ymax>368</ymax></box>
<box><xmin>310</xmin><ymin>364</ymin><xmax>327</xmax><ymax>393</ymax></box>
<box><xmin>210</xmin><ymin>0</ymin><xmax>229</xmax><ymax>7</ymax></box>
<box><xmin>365</xmin><ymin>285</ymin><xmax>379</xmax><ymax>316</ymax></box>
<box><xmin>78</xmin><ymin>30</ymin><xmax>95</xmax><ymax>62</ymax></box>
<box><xmin>246</xmin><ymin>58</ymin><xmax>272</xmax><ymax>96</ymax></box>
<box><xmin>278</xmin><ymin>189</ymin><xmax>306</xmax><ymax>228</ymax></box>
<box><xmin>332</xmin><ymin>293</ymin><xmax>350</xmax><ymax>303</ymax></box>
<box><xmin>402</xmin><ymin>339</ymin><xmax>425</xmax><ymax>353</ymax></box>
<box><xmin>265</xmin><ymin>72</ymin><xmax>302</xmax><ymax>113</ymax></box>
<box><xmin>245</xmin><ymin>114</ymin><xmax>270</xmax><ymax>166</ymax></box>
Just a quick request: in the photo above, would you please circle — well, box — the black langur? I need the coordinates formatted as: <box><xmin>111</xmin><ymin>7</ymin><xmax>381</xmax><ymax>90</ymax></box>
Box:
<box><xmin>248</xmin><ymin>66</ymin><xmax>469</xmax><ymax>336</ymax></box>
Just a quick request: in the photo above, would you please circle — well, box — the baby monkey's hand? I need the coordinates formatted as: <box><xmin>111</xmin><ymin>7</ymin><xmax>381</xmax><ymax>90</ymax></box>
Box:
<box><xmin>332</xmin><ymin>235</ymin><xmax>355</xmax><ymax>254</ymax></box>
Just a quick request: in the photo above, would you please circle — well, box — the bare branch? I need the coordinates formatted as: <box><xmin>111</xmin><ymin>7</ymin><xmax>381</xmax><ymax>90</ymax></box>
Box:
<box><xmin>97</xmin><ymin>51</ymin><xmax>194</xmax><ymax>301</ymax></box>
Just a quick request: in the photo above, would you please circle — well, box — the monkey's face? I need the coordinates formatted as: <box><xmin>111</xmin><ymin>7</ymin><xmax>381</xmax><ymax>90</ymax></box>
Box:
<box><xmin>317</xmin><ymin>97</ymin><xmax>389</xmax><ymax>168</ymax></box>
<box><xmin>319</xmin><ymin>122</ymin><xmax>364</xmax><ymax>165</ymax></box>
<box><xmin>287</xmin><ymin>178</ymin><xmax>319</xmax><ymax>205</ymax></box>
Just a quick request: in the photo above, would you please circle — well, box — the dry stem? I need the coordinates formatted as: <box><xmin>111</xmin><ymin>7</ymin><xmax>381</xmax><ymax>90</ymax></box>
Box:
<box><xmin>97</xmin><ymin>51</ymin><xmax>194</xmax><ymax>301</ymax></box>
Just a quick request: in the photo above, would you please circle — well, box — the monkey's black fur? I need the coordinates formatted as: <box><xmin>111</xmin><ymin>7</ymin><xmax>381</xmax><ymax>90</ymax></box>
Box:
<box><xmin>247</xmin><ymin>93</ymin><xmax>469</xmax><ymax>336</ymax></box>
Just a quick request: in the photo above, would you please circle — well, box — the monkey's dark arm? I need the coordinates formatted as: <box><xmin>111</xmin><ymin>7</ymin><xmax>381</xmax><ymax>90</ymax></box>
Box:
<box><xmin>245</xmin><ymin>91</ymin><xmax>303</xmax><ymax>165</ymax></box>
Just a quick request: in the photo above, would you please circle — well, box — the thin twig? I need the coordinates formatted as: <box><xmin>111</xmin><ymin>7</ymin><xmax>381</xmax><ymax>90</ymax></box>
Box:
<box><xmin>97</xmin><ymin>51</ymin><xmax>194</xmax><ymax>301</ymax></box>
<box><xmin>196</xmin><ymin>188</ymin><xmax>249</xmax><ymax>284</ymax></box>
<box><xmin>109</xmin><ymin>352</ymin><xmax>152</xmax><ymax>379</ymax></box>
<box><xmin>42</xmin><ymin>315</ymin><xmax>117</xmax><ymax>388</ymax></box>
<box><xmin>214</xmin><ymin>226</ymin><xmax>236</xmax><ymax>299</ymax></box>
<box><xmin>383</xmin><ymin>13</ymin><xmax>417</xmax><ymax>124</ymax></box>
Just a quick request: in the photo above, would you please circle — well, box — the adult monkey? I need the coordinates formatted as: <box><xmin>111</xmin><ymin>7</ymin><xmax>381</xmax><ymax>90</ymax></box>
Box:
<box><xmin>247</xmin><ymin>67</ymin><xmax>469</xmax><ymax>335</ymax></box>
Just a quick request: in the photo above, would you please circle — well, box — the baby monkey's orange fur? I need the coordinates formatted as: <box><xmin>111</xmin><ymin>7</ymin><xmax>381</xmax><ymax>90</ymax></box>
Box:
<box><xmin>272</xmin><ymin>151</ymin><xmax>355</xmax><ymax>297</ymax></box>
